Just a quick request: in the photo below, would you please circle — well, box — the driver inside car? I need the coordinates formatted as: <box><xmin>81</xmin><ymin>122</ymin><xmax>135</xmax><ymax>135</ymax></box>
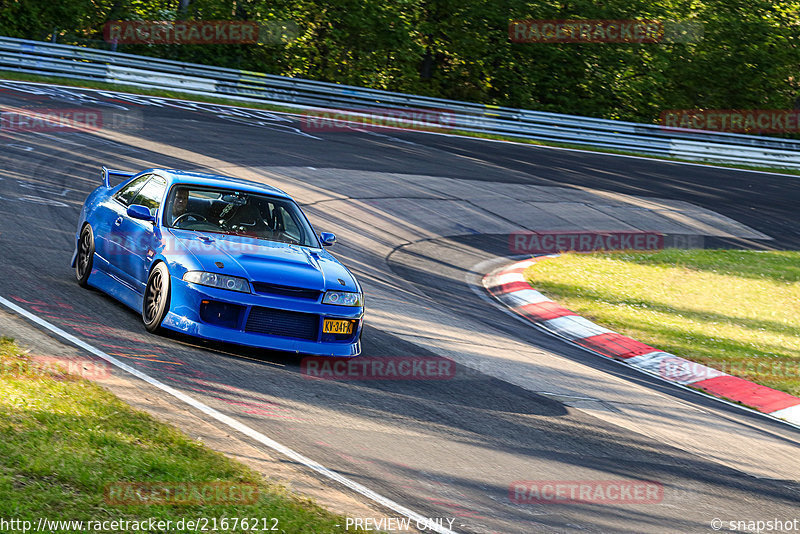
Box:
<box><xmin>170</xmin><ymin>188</ymin><xmax>193</xmax><ymax>227</ymax></box>
<box><xmin>170</xmin><ymin>188</ymin><xmax>210</xmax><ymax>228</ymax></box>
<box><xmin>173</xmin><ymin>188</ymin><xmax>188</xmax><ymax>216</ymax></box>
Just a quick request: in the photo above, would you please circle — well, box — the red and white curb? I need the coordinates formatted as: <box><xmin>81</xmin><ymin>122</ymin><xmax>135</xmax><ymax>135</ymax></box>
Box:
<box><xmin>483</xmin><ymin>256</ymin><xmax>800</xmax><ymax>426</ymax></box>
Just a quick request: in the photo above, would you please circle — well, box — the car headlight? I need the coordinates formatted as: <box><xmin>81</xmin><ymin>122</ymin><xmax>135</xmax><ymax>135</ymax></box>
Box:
<box><xmin>183</xmin><ymin>271</ymin><xmax>250</xmax><ymax>293</ymax></box>
<box><xmin>322</xmin><ymin>290</ymin><xmax>362</xmax><ymax>306</ymax></box>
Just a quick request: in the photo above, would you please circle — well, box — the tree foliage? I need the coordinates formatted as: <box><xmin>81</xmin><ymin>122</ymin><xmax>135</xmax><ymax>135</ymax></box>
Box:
<box><xmin>1</xmin><ymin>0</ymin><xmax>798</xmax><ymax>123</ymax></box>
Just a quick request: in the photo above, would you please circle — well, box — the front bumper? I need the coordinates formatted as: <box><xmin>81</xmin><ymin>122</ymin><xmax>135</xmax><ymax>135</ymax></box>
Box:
<box><xmin>161</xmin><ymin>276</ymin><xmax>363</xmax><ymax>357</ymax></box>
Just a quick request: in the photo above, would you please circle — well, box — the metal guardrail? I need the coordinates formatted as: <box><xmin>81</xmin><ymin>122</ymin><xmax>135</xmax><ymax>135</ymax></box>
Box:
<box><xmin>1</xmin><ymin>35</ymin><xmax>799</xmax><ymax>169</ymax></box>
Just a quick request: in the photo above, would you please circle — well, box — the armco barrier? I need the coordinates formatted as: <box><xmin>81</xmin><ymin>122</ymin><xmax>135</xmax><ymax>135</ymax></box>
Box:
<box><xmin>1</xmin><ymin>35</ymin><xmax>799</xmax><ymax>168</ymax></box>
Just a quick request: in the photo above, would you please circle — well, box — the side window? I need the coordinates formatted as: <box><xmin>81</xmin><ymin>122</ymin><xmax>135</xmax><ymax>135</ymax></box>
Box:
<box><xmin>131</xmin><ymin>175</ymin><xmax>167</xmax><ymax>217</ymax></box>
<box><xmin>115</xmin><ymin>174</ymin><xmax>151</xmax><ymax>206</ymax></box>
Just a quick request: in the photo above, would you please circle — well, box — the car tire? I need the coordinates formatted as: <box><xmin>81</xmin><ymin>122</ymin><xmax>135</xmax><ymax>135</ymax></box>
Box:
<box><xmin>76</xmin><ymin>224</ymin><xmax>94</xmax><ymax>288</ymax></box>
<box><xmin>142</xmin><ymin>262</ymin><xmax>170</xmax><ymax>333</ymax></box>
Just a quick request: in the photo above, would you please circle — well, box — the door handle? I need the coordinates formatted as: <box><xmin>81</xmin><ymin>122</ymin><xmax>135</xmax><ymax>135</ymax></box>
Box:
<box><xmin>114</xmin><ymin>216</ymin><xmax>123</xmax><ymax>227</ymax></box>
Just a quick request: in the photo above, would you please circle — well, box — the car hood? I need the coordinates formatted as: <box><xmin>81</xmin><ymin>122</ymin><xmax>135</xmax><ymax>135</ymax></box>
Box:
<box><xmin>167</xmin><ymin>229</ymin><xmax>359</xmax><ymax>293</ymax></box>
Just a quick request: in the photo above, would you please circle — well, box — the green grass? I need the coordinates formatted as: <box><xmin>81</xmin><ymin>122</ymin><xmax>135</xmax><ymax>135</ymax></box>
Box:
<box><xmin>524</xmin><ymin>250</ymin><xmax>800</xmax><ymax>396</ymax></box>
<box><xmin>2</xmin><ymin>69</ymin><xmax>798</xmax><ymax>176</ymax></box>
<box><xmin>0</xmin><ymin>336</ymin><xmax>366</xmax><ymax>533</ymax></box>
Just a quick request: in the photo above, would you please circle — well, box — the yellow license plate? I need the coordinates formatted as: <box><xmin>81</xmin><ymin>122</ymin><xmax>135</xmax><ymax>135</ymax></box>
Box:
<box><xmin>323</xmin><ymin>319</ymin><xmax>353</xmax><ymax>335</ymax></box>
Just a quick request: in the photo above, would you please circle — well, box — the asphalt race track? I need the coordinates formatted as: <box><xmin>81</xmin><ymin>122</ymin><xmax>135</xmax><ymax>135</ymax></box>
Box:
<box><xmin>1</xmin><ymin>81</ymin><xmax>799</xmax><ymax>533</ymax></box>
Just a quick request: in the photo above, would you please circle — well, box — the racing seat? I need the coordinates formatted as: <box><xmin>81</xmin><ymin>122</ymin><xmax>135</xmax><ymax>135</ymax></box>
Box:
<box><xmin>224</xmin><ymin>198</ymin><xmax>271</xmax><ymax>234</ymax></box>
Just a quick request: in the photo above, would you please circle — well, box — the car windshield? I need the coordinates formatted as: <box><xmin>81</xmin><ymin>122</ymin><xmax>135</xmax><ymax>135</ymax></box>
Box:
<box><xmin>165</xmin><ymin>186</ymin><xmax>319</xmax><ymax>247</ymax></box>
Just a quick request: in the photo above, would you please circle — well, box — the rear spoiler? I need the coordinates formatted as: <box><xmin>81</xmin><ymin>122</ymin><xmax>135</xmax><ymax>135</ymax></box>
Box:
<box><xmin>101</xmin><ymin>166</ymin><xmax>134</xmax><ymax>188</ymax></box>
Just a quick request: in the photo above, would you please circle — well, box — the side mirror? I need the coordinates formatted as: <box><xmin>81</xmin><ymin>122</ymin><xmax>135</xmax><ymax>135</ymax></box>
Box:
<box><xmin>127</xmin><ymin>204</ymin><xmax>155</xmax><ymax>222</ymax></box>
<box><xmin>319</xmin><ymin>232</ymin><xmax>336</xmax><ymax>246</ymax></box>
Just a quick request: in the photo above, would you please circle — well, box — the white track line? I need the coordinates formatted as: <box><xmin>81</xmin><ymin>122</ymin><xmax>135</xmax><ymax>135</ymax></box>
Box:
<box><xmin>0</xmin><ymin>295</ymin><xmax>457</xmax><ymax>534</ymax></box>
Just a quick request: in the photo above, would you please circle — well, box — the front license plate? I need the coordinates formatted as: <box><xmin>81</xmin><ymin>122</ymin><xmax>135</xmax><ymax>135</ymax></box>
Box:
<box><xmin>323</xmin><ymin>319</ymin><xmax>353</xmax><ymax>335</ymax></box>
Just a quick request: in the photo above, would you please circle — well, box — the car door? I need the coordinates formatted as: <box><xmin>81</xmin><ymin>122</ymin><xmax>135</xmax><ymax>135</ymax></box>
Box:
<box><xmin>93</xmin><ymin>173</ymin><xmax>151</xmax><ymax>278</ymax></box>
<box><xmin>112</xmin><ymin>174</ymin><xmax>167</xmax><ymax>293</ymax></box>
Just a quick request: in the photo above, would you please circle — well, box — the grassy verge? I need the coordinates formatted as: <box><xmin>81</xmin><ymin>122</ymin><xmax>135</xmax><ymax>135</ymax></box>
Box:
<box><xmin>524</xmin><ymin>250</ymin><xmax>800</xmax><ymax>396</ymax></box>
<box><xmin>1</xmin><ymin>69</ymin><xmax>798</xmax><ymax>177</ymax></box>
<box><xmin>0</xmin><ymin>336</ymin><xmax>366</xmax><ymax>533</ymax></box>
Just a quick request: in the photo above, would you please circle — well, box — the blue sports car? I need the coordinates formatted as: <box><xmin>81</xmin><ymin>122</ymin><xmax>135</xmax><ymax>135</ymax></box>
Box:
<box><xmin>72</xmin><ymin>168</ymin><xmax>363</xmax><ymax>356</ymax></box>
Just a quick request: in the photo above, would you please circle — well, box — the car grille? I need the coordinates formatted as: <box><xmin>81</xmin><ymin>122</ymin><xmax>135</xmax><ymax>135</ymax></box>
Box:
<box><xmin>251</xmin><ymin>282</ymin><xmax>321</xmax><ymax>300</ymax></box>
<box><xmin>244</xmin><ymin>306</ymin><xmax>319</xmax><ymax>341</ymax></box>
